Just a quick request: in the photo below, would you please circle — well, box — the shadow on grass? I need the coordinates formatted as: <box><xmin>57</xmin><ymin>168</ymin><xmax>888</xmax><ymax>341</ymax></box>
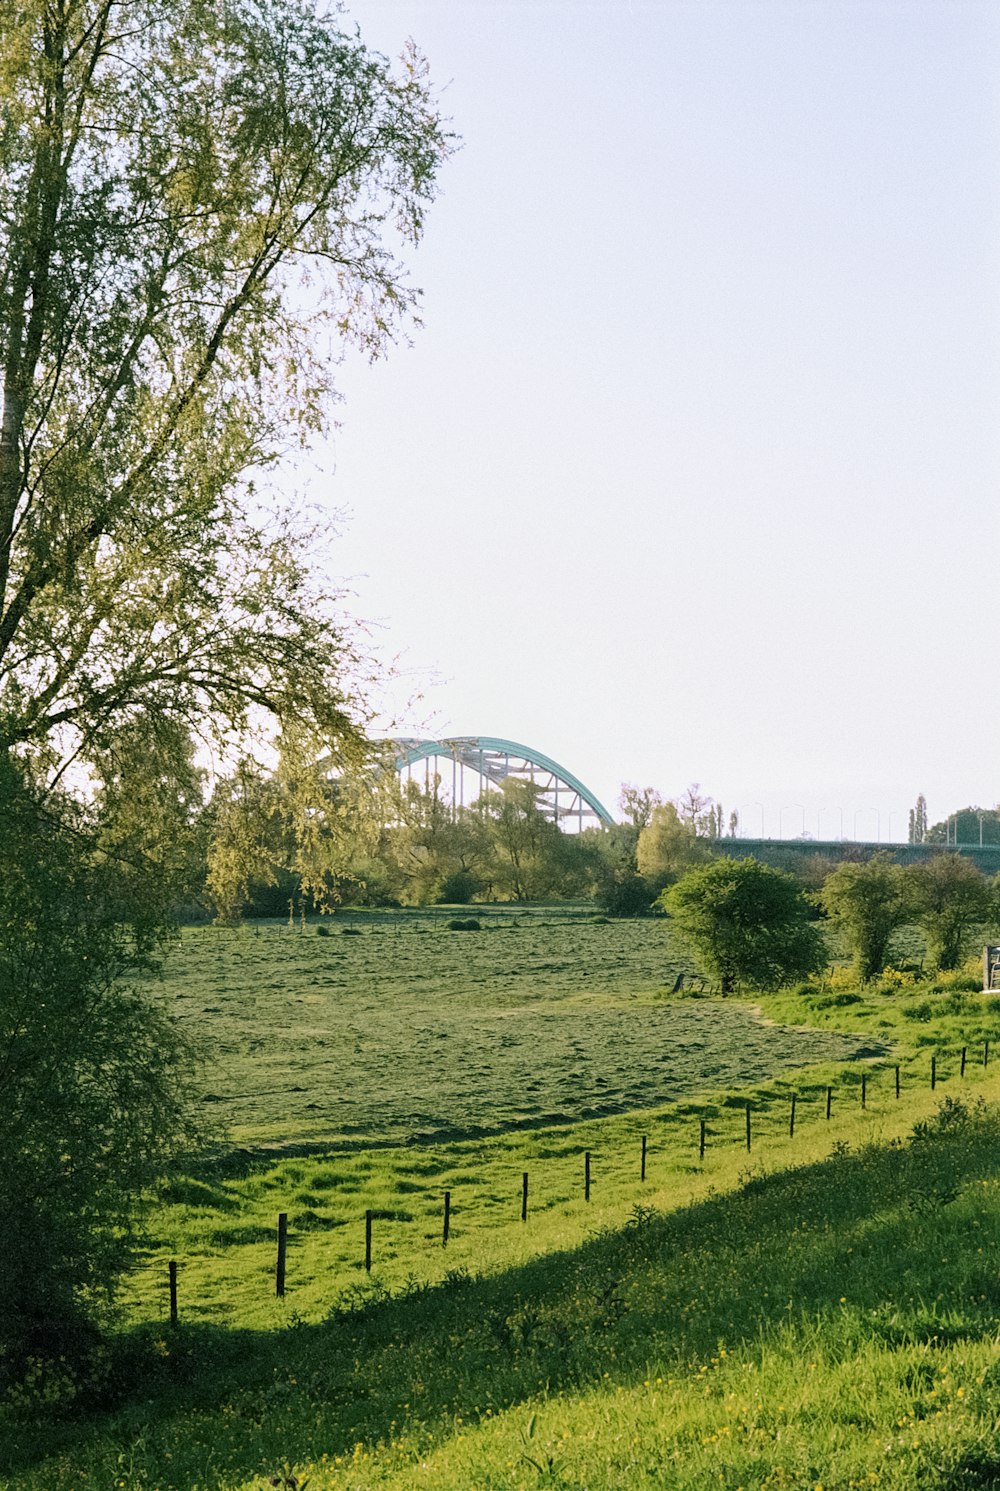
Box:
<box><xmin>6</xmin><ymin>1102</ymin><xmax>1000</xmax><ymax>1488</ymax></box>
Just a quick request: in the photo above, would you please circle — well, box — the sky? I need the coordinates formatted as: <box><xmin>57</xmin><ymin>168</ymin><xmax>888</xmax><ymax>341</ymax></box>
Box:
<box><xmin>301</xmin><ymin>0</ymin><xmax>1000</xmax><ymax>841</ymax></box>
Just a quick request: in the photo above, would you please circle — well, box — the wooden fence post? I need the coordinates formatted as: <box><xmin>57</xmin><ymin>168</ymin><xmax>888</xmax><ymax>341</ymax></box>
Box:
<box><xmin>641</xmin><ymin>1135</ymin><xmax>647</xmax><ymax>1181</ymax></box>
<box><xmin>168</xmin><ymin>1260</ymin><xmax>178</xmax><ymax>1325</ymax></box>
<box><xmin>584</xmin><ymin>1151</ymin><xmax>591</xmax><ymax>1202</ymax></box>
<box><xmin>276</xmin><ymin>1213</ymin><xmax>287</xmax><ymax>1298</ymax></box>
<box><xmin>931</xmin><ymin>1056</ymin><xmax>937</xmax><ymax>1091</ymax></box>
<box><xmin>365</xmin><ymin>1209</ymin><xmax>372</xmax><ymax>1272</ymax></box>
<box><xmin>895</xmin><ymin>1065</ymin><xmax>900</xmax><ymax>1099</ymax></box>
<box><xmin>826</xmin><ymin>1086</ymin><xmax>832</xmax><ymax>1120</ymax></box>
<box><xmin>745</xmin><ymin>1103</ymin><xmax>752</xmax><ymax>1152</ymax></box>
<box><xmin>861</xmin><ymin>1074</ymin><xmax>867</xmax><ymax>1110</ymax></box>
<box><xmin>789</xmin><ymin>1094</ymin><xmax>796</xmax><ymax>1138</ymax></box>
<box><xmin>522</xmin><ymin>1171</ymin><xmax>528</xmax><ymax>1222</ymax></box>
<box><xmin>961</xmin><ymin>1046</ymin><xmax>967</xmax><ymax>1078</ymax></box>
<box><xmin>442</xmin><ymin>1190</ymin><xmax>451</xmax><ymax>1247</ymax></box>
<box><xmin>699</xmin><ymin>1119</ymin><xmax>706</xmax><ymax>1161</ymax></box>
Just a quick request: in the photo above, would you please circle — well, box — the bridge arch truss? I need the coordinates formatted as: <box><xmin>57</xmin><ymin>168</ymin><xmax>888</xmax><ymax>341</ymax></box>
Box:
<box><xmin>392</xmin><ymin>736</ymin><xmax>613</xmax><ymax>832</ymax></box>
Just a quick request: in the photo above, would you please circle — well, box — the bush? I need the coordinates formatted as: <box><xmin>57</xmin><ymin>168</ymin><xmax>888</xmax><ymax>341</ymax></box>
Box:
<box><xmin>820</xmin><ymin>855</ymin><xmax>909</xmax><ymax>982</ymax></box>
<box><xmin>659</xmin><ymin>857</ymin><xmax>826</xmax><ymax>993</ymax></box>
<box><xmin>0</xmin><ymin>762</ymin><xmax>197</xmax><ymax>1382</ymax></box>
<box><xmin>446</xmin><ymin>917</ymin><xmax>481</xmax><ymax>931</ymax></box>
<box><xmin>594</xmin><ymin>869</ymin><xmax>654</xmax><ymax>918</ymax></box>
<box><xmin>905</xmin><ymin>854</ymin><xmax>993</xmax><ymax>971</ymax></box>
<box><xmin>435</xmin><ymin>869</ymin><xmax>480</xmax><ymax>905</ymax></box>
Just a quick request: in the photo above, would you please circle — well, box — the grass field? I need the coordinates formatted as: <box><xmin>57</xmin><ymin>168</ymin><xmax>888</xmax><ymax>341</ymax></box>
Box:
<box><xmin>165</xmin><ymin>908</ymin><xmax>878</xmax><ymax>1149</ymax></box>
<box><xmin>7</xmin><ymin>908</ymin><xmax>1000</xmax><ymax>1490</ymax></box>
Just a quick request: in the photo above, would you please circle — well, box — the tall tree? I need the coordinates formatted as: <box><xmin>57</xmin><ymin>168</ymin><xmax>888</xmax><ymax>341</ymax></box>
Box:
<box><xmin>480</xmin><ymin>778</ymin><xmax>591</xmax><ymax>901</ymax></box>
<box><xmin>905</xmin><ymin>854</ymin><xmax>993</xmax><ymax>971</ymax></box>
<box><xmin>0</xmin><ymin>0</ymin><xmax>451</xmax><ymax>789</ymax></box>
<box><xmin>636</xmin><ymin>800</ymin><xmax>711</xmax><ymax>891</ymax></box>
<box><xmin>909</xmin><ymin>794</ymin><xmax>929</xmax><ymax>844</ymax></box>
<box><xmin>820</xmin><ymin>854</ymin><xmax>909</xmax><ymax>982</ymax></box>
<box><xmin>618</xmin><ymin>783</ymin><xmax>663</xmax><ymax>831</ymax></box>
<box><xmin>0</xmin><ymin>0</ymin><xmax>450</xmax><ymax>1372</ymax></box>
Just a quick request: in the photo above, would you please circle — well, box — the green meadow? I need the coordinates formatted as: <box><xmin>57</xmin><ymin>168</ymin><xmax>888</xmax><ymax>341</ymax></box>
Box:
<box><xmin>6</xmin><ymin>909</ymin><xmax>1000</xmax><ymax>1490</ymax></box>
<box><xmin>167</xmin><ymin>907</ymin><xmax>876</xmax><ymax>1150</ymax></box>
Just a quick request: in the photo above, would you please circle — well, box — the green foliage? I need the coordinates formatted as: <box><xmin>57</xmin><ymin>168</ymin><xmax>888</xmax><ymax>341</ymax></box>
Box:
<box><xmin>820</xmin><ymin>854</ymin><xmax>911</xmax><ymax>982</ymax></box>
<box><xmin>926</xmin><ymin>805</ymin><xmax>1000</xmax><ymax>845</ymax></box>
<box><xmin>595</xmin><ymin>867</ymin><xmax>655</xmax><ymax>918</ymax></box>
<box><xmin>589</xmin><ymin>822</ymin><xmax>654</xmax><ymax>917</ymax></box>
<box><xmin>477</xmin><ymin>779</ymin><xmax>597</xmax><ymax>902</ymax></box>
<box><xmin>436</xmin><ymin>869</ymin><xmax>480</xmax><ymax>904</ymax></box>
<box><xmin>0</xmin><ymin>0</ymin><xmax>451</xmax><ymax>793</ymax></box>
<box><xmin>635</xmin><ymin>800</ymin><xmax>711</xmax><ymax>891</ymax></box>
<box><xmin>0</xmin><ymin>761</ymin><xmax>196</xmax><ymax>1379</ymax></box>
<box><xmin>904</xmin><ymin>853</ymin><xmax>993</xmax><ymax>971</ymax></box>
<box><xmin>660</xmin><ymin>857</ymin><xmax>826</xmax><ymax>992</ymax></box>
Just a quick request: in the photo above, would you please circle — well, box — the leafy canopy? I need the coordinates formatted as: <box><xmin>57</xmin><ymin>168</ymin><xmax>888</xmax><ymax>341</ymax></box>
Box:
<box><xmin>820</xmin><ymin>854</ymin><xmax>909</xmax><ymax>982</ymax></box>
<box><xmin>660</xmin><ymin>856</ymin><xmax>826</xmax><ymax>993</ymax></box>
<box><xmin>0</xmin><ymin>0</ymin><xmax>452</xmax><ymax>786</ymax></box>
<box><xmin>905</xmin><ymin>853</ymin><xmax>994</xmax><ymax>972</ymax></box>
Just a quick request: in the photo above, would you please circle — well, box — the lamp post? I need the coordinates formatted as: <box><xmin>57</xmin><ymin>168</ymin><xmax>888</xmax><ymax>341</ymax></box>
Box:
<box><xmin>853</xmin><ymin>808</ymin><xmax>880</xmax><ymax>843</ymax></box>
<box><xmin>780</xmin><ymin>803</ymin><xmax>805</xmax><ymax>839</ymax></box>
<box><xmin>818</xmin><ymin>807</ymin><xmax>844</xmax><ymax>842</ymax></box>
<box><xmin>739</xmin><ymin>802</ymin><xmax>764</xmax><ymax>839</ymax></box>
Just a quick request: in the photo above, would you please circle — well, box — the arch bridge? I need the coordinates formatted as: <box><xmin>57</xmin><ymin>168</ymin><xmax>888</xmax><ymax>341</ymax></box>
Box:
<box><xmin>393</xmin><ymin>736</ymin><xmax>613</xmax><ymax>832</ymax></box>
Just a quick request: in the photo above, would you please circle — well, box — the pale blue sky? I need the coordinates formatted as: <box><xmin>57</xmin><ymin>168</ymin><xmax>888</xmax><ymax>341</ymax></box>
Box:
<box><xmin>309</xmin><ymin>0</ymin><xmax>1000</xmax><ymax>839</ymax></box>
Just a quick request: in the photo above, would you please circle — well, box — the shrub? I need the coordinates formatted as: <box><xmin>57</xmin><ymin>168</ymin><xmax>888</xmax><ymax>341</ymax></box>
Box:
<box><xmin>820</xmin><ymin>855</ymin><xmax>909</xmax><ymax>982</ymax></box>
<box><xmin>659</xmin><ymin>857</ymin><xmax>826</xmax><ymax>993</ymax></box>
<box><xmin>594</xmin><ymin>869</ymin><xmax>654</xmax><ymax>918</ymax></box>
<box><xmin>435</xmin><ymin>869</ymin><xmax>480</xmax><ymax>905</ymax></box>
<box><xmin>0</xmin><ymin>762</ymin><xmax>197</xmax><ymax>1382</ymax></box>
<box><xmin>446</xmin><ymin>917</ymin><xmax>481</xmax><ymax>931</ymax></box>
<box><xmin>905</xmin><ymin>854</ymin><xmax>993</xmax><ymax>971</ymax></box>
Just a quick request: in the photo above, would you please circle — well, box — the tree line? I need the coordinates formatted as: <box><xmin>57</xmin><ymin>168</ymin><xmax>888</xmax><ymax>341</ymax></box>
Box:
<box><xmin>663</xmin><ymin>850</ymin><xmax>999</xmax><ymax>994</ymax></box>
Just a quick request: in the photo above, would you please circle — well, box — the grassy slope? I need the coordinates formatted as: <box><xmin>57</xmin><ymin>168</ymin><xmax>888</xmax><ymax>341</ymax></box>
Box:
<box><xmin>6</xmin><ymin>918</ymin><xmax>1000</xmax><ymax>1489</ymax></box>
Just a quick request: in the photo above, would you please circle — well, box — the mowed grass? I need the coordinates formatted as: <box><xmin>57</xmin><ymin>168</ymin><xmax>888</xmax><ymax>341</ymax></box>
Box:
<box><xmin>8</xmin><ymin>909</ymin><xmax>1000</xmax><ymax>1489</ymax></box>
<box><xmin>163</xmin><ymin>908</ymin><xmax>874</xmax><ymax>1149</ymax></box>
<box><xmin>116</xmin><ymin>908</ymin><xmax>884</xmax><ymax>1330</ymax></box>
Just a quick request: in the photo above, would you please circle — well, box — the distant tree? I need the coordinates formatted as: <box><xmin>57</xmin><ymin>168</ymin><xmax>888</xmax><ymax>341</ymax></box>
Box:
<box><xmin>820</xmin><ymin>854</ymin><xmax>909</xmax><ymax>981</ymax></box>
<box><xmin>926</xmin><ymin>806</ymin><xmax>1000</xmax><ymax>847</ymax></box>
<box><xmin>905</xmin><ymin>854</ymin><xmax>993</xmax><ymax>971</ymax></box>
<box><xmin>385</xmin><ymin>777</ymin><xmax>481</xmax><ymax>905</ymax></box>
<box><xmin>660</xmin><ymin>857</ymin><xmax>826</xmax><ymax>993</ymax></box>
<box><xmin>480</xmin><ymin>779</ymin><xmax>588</xmax><ymax>901</ymax></box>
<box><xmin>618</xmin><ymin>784</ymin><xmax>663</xmax><ymax>831</ymax></box>
<box><xmin>728</xmin><ymin>809</ymin><xmax>739</xmax><ymax>838</ymax></box>
<box><xmin>908</xmin><ymin>794</ymin><xmax>929</xmax><ymax>844</ymax></box>
<box><xmin>677</xmin><ymin>783</ymin><xmax>717</xmax><ymax>837</ymax></box>
<box><xmin>636</xmin><ymin>800</ymin><xmax>711</xmax><ymax>891</ymax></box>
<box><xmin>586</xmin><ymin>823</ymin><xmax>649</xmax><ymax>916</ymax></box>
